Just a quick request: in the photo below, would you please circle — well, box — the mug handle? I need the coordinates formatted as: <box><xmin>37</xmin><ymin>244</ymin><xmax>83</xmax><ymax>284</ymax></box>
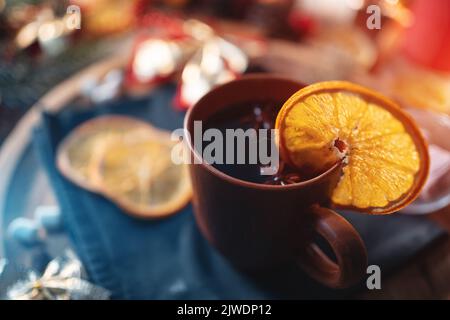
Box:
<box><xmin>296</xmin><ymin>204</ymin><xmax>368</xmax><ymax>288</ymax></box>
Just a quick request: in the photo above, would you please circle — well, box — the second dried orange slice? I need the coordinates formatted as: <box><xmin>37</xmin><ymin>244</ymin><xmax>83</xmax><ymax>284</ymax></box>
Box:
<box><xmin>89</xmin><ymin>131</ymin><xmax>192</xmax><ymax>219</ymax></box>
<box><xmin>275</xmin><ymin>81</ymin><xmax>429</xmax><ymax>214</ymax></box>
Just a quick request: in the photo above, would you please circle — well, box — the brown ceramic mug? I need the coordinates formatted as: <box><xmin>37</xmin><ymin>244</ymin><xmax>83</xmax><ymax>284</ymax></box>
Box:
<box><xmin>184</xmin><ymin>75</ymin><xmax>367</xmax><ymax>288</ymax></box>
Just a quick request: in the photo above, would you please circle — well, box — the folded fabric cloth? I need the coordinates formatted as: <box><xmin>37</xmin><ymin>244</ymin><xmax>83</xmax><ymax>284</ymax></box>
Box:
<box><xmin>33</xmin><ymin>84</ymin><xmax>444</xmax><ymax>299</ymax></box>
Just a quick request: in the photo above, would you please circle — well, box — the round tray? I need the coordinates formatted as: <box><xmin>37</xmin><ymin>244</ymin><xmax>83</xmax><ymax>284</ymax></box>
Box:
<box><xmin>0</xmin><ymin>54</ymin><xmax>127</xmax><ymax>261</ymax></box>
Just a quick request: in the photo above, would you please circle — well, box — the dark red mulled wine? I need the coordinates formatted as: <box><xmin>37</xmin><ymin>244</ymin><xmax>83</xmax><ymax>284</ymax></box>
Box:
<box><xmin>203</xmin><ymin>100</ymin><xmax>303</xmax><ymax>185</ymax></box>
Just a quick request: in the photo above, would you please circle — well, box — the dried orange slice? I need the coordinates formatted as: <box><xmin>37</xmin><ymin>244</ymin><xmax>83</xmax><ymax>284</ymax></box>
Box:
<box><xmin>275</xmin><ymin>81</ymin><xmax>429</xmax><ymax>214</ymax></box>
<box><xmin>56</xmin><ymin>115</ymin><xmax>157</xmax><ymax>192</ymax></box>
<box><xmin>89</xmin><ymin>132</ymin><xmax>192</xmax><ymax>219</ymax></box>
<box><xmin>57</xmin><ymin>115</ymin><xmax>191</xmax><ymax>219</ymax></box>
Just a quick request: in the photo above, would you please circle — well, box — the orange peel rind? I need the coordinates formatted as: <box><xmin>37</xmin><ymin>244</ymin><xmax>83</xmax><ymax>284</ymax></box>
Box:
<box><xmin>276</xmin><ymin>81</ymin><xmax>429</xmax><ymax>214</ymax></box>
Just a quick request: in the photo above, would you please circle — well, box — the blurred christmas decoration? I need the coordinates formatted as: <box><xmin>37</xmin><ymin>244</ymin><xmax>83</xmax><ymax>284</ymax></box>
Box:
<box><xmin>176</xmin><ymin>35</ymin><xmax>247</xmax><ymax>109</ymax></box>
<box><xmin>125</xmin><ymin>18</ymin><xmax>197</xmax><ymax>95</ymax></box>
<box><xmin>70</xmin><ymin>0</ymin><xmax>140</xmax><ymax>35</ymax></box>
<box><xmin>9</xmin><ymin>1</ymin><xmax>80</xmax><ymax>56</ymax></box>
<box><xmin>5</xmin><ymin>250</ymin><xmax>110</xmax><ymax>300</ymax></box>
<box><xmin>8</xmin><ymin>217</ymin><xmax>44</xmax><ymax>247</ymax></box>
<box><xmin>125</xmin><ymin>17</ymin><xmax>248</xmax><ymax>109</ymax></box>
<box><xmin>0</xmin><ymin>0</ymin><xmax>128</xmax><ymax>115</ymax></box>
<box><xmin>7</xmin><ymin>205</ymin><xmax>63</xmax><ymax>247</ymax></box>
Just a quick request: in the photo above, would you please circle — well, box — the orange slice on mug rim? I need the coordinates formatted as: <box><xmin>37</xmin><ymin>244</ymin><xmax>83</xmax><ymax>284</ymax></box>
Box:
<box><xmin>275</xmin><ymin>81</ymin><xmax>429</xmax><ymax>214</ymax></box>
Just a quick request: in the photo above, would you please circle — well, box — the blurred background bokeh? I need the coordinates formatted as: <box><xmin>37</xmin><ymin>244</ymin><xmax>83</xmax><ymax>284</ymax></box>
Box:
<box><xmin>1</xmin><ymin>0</ymin><xmax>450</xmax><ymax>300</ymax></box>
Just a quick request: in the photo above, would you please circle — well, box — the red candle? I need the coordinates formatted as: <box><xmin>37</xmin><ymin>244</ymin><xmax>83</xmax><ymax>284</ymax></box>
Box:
<box><xmin>402</xmin><ymin>0</ymin><xmax>450</xmax><ymax>72</ymax></box>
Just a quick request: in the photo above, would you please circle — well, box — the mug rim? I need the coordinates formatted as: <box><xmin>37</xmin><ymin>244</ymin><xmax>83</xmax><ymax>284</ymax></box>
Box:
<box><xmin>183</xmin><ymin>74</ymin><xmax>342</xmax><ymax>191</ymax></box>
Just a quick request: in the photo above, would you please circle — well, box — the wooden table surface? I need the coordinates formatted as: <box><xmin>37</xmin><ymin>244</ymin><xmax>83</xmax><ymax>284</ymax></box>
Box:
<box><xmin>359</xmin><ymin>205</ymin><xmax>450</xmax><ymax>299</ymax></box>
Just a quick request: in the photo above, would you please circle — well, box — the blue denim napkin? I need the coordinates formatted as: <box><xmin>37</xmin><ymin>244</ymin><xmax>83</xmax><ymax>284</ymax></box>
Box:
<box><xmin>33</xmin><ymin>84</ymin><xmax>444</xmax><ymax>299</ymax></box>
